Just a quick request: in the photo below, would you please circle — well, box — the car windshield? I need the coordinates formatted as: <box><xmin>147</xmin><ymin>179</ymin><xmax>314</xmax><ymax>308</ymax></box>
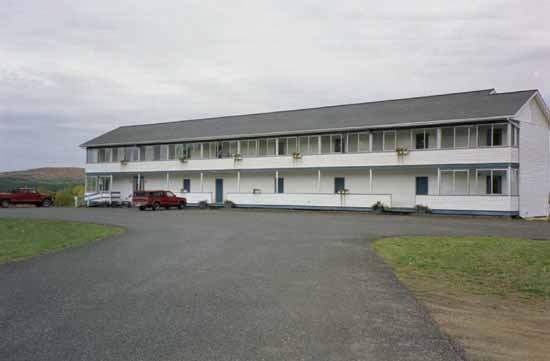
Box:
<box><xmin>166</xmin><ymin>191</ymin><xmax>175</xmax><ymax>197</ymax></box>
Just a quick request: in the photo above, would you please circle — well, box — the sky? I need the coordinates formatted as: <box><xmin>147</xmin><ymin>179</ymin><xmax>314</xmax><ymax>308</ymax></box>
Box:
<box><xmin>1</xmin><ymin>0</ymin><xmax>549</xmax><ymax>172</ymax></box>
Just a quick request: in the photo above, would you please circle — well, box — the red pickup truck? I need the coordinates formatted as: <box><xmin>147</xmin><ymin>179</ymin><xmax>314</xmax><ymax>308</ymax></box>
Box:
<box><xmin>0</xmin><ymin>188</ymin><xmax>53</xmax><ymax>208</ymax></box>
<box><xmin>133</xmin><ymin>190</ymin><xmax>187</xmax><ymax>211</ymax></box>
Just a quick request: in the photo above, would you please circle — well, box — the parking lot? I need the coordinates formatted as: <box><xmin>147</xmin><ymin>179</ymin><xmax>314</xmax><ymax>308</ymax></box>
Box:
<box><xmin>1</xmin><ymin>208</ymin><xmax>550</xmax><ymax>361</ymax></box>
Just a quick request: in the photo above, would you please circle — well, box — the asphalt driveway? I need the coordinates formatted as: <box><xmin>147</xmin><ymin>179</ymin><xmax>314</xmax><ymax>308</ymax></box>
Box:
<box><xmin>1</xmin><ymin>208</ymin><xmax>550</xmax><ymax>361</ymax></box>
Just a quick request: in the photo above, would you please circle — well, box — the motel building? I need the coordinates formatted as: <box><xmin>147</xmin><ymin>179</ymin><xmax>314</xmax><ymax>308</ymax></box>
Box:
<box><xmin>82</xmin><ymin>89</ymin><xmax>550</xmax><ymax>218</ymax></box>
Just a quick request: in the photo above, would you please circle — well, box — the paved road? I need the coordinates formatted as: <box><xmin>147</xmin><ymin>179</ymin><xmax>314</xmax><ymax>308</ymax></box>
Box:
<box><xmin>1</xmin><ymin>208</ymin><xmax>549</xmax><ymax>361</ymax></box>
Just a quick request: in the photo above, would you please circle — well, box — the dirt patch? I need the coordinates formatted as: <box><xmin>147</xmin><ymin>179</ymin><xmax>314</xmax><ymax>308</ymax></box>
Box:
<box><xmin>410</xmin><ymin>281</ymin><xmax>550</xmax><ymax>361</ymax></box>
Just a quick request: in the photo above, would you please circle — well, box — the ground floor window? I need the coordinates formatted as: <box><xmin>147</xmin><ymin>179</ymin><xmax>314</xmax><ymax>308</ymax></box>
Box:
<box><xmin>98</xmin><ymin>176</ymin><xmax>111</xmax><ymax>192</ymax></box>
<box><xmin>440</xmin><ymin>170</ymin><xmax>469</xmax><ymax>195</ymax></box>
<box><xmin>334</xmin><ymin>177</ymin><xmax>345</xmax><ymax>193</ymax></box>
<box><xmin>183</xmin><ymin>179</ymin><xmax>191</xmax><ymax>192</ymax></box>
<box><xmin>85</xmin><ymin>176</ymin><xmax>97</xmax><ymax>192</ymax></box>
<box><xmin>476</xmin><ymin>169</ymin><xmax>507</xmax><ymax>195</ymax></box>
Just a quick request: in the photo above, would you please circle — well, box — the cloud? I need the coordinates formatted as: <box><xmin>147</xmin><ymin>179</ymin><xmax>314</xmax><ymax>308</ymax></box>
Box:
<box><xmin>1</xmin><ymin>0</ymin><xmax>549</xmax><ymax>171</ymax></box>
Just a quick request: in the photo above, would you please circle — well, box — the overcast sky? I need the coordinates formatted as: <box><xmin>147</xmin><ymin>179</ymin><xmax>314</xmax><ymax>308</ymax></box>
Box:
<box><xmin>1</xmin><ymin>0</ymin><xmax>549</xmax><ymax>171</ymax></box>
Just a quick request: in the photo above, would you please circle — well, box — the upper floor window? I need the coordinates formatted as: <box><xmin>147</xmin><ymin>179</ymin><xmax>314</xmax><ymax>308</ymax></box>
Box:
<box><xmin>347</xmin><ymin>132</ymin><xmax>370</xmax><ymax>153</ymax></box>
<box><xmin>240</xmin><ymin>140</ymin><xmax>258</xmax><ymax>157</ymax></box>
<box><xmin>278</xmin><ymin>137</ymin><xmax>297</xmax><ymax>155</ymax></box>
<box><xmin>259</xmin><ymin>138</ymin><xmax>276</xmax><ymax>157</ymax></box>
<box><xmin>298</xmin><ymin>135</ymin><xmax>320</xmax><ymax>155</ymax></box>
<box><xmin>321</xmin><ymin>134</ymin><xmax>344</xmax><ymax>153</ymax></box>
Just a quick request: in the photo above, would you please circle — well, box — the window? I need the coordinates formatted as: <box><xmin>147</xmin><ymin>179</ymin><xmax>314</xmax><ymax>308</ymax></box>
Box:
<box><xmin>477</xmin><ymin>124</ymin><xmax>507</xmax><ymax>147</ymax></box>
<box><xmin>169</xmin><ymin>144</ymin><xmax>176</xmax><ymax>160</ymax></box>
<box><xmin>441</xmin><ymin>128</ymin><xmax>454</xmax><ymax>148</ymax></box>
<box><xmin>334</xmin><ymin>177</ymin><xmax>346</xmax><ymax>193</ymax></box>
<box><xmin>299</xmin><ymin>136</ymin><xmax>309</xmax><ymax>154</ymax></box>
<box><xmin>191</xmin><ymin>143</ymin><xmax>201</xmax><ymax>158</ymax></box>
<box><xmin>440</xmin><ymin>170</ymin><xmax>469</xmax><ymax>195</ymax></box>
<box><xmin>86</xmin><ymin>149</ymin><xmax>98</xmax><ymax>163</ymax></box>
<box><xmin>414</xmin><ymin>132</ymin><xmax>426</xmax><ymax>149</ymax></box>
<box><xmin>123</xmin><ymin>147</ymin><xmax>138</xmax><ymax>161</ymax></box>
<box><xmin>259</xmin><ymin>138</ymin><xmax>276</xmax><ymax>157</ymax></box>
<box><xmin>372</xmin><ymin>132</ymin><xmax>383</xmax><ymax>152</ymax></box>
<box><xmin>320</xmin><ymin>134</ymin><xmax>344</xmax><ymax>153</ymax></box>
<box><xmin>454</xmin><ymin>127</ymin><xmax>470</xmax><ymax>148</ymax></box>
<box><xmin>112</xmin><ymin>147</ymin><xmax>119</xmax><ymax>162</ymax></box>
<box><xmin>183</xmin><ymin>179</ymin><xmax>191</xmax><ymax>192</ymax></box>
<box><xmin>145</xmin><ymin>146</ymin><xmax>154</xmax><ymax>161</ymax></box>
<box><xmin>221</xmin><ymin>141</ymin><xmax>238</xmax><ymax>158</ymax></box>
<box><xmin>160</xmin><ymin>145</ymin><xmax>168</xmax><ymax>161</ymax></box>
<box><xmin>98</xmin><ymin>176</ymin><xmax>111</xmax><ymax>192</ymax></box>
<box><xmin>348</xmin><ymin>133</ymin><xmax>369</xmax><ymax>153</ymax></box>
<box><xmin>396</xmin><ymin>130</ymin><xmax>410</xmax><ymax>149</ymax></box>
<box><xmin>153</xmin><ymin>145</ymin><xmax>161</xmax><ymax>161</ymax></box>
<box><xmin>321</xmin><ymin>135</ymin><xmax>331</xmax><ymax>153</ymax></box>
<box><xmin>478</xmin><ymin>169</ymin><xmax>506</xmax><ymax>194</ymax></box>
<box><xmin>332</xmin><ymin>135</ymin><xmax>343</xmax><ymax>153</ymax></box>
<box><xmin>275</xmin><ymin>177</ymin><xmax>284</xmax><ymax>193</ymax></box>
<box><xmin>97</xmin><ymin>148</ymin><xmax>111</xmax><ymax>163</ymax></box>
<box><xmin>85</xmin><ymin>176</ymin><xmax>97</xmax><ymax>192</ymax></box>
<box><xmin>240</xmin><ymin>140</ymin><xmax>258</xmax><ymax>157</ymax></box>
<box><xmin>277</xmin><ymin>137</ymin><xmax>297</xmax><ymax>155</ymax></box>
<box><xmin>383</xmin><ymin>131</ymin><xmax>396</xmax><ymax>151</ymax></box>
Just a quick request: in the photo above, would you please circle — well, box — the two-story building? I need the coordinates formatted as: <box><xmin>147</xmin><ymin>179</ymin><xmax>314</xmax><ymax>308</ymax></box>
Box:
<box><xmin>82</xmin><ymin>89</ymin><xmax>550</xmax><ymax>217</ymax></box>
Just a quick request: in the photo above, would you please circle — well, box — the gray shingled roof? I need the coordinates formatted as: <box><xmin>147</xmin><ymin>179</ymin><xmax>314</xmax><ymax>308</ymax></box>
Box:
<box><xmin>81</xmin><ymin>89</ymin><xmax>536</xmax><ymax>147</ymax></box>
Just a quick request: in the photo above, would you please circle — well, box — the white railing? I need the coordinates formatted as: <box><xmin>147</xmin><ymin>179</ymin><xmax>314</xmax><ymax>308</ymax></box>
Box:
<box><xmin>226</xmin><ymin>192</ymin><xmax>392</xmax><ymax>209</ymax></box>
<box><xmin>175</xmin><ymin>192</ymin><xmax>213</xmax><ymax>204</ymax></box>
<box><xmin>415</xmin><ymin>195</ymin><xmax>519</xmax><ymax>213</ymax></box>
<box><xmin>84</xmin><ymin>191</ymin><xmax>121</xmax><ymax>206</ymax></box>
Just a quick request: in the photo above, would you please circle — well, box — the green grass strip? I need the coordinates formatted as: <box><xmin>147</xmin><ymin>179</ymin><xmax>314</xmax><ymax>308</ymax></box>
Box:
<box><xmin>0</xmin><ymin>218</ymin><xmax>124</xmax><ymax>263</ymax></box>
<box><xmin>373</xmin><ymin>236</ymin><xmax>550</xmax><ymax>299</ymax></box>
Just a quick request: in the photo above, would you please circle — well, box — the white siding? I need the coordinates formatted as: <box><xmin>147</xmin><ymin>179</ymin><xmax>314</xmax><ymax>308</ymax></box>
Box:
<box><xmin>517</xmin><ymin>98</ymin><xmax>550</xmax><ymax>217</ymax></box>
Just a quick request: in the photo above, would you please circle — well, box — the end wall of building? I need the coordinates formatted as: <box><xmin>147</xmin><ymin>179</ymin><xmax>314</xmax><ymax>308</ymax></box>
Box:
<box><xmin>517</xmin><ymin>97</ymin><xmax>550</xmax><ymax>217</ymax></box>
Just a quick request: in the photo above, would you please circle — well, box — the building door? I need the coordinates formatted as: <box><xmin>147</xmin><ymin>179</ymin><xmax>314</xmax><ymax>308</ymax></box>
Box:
<box><xmin>215</xmin><ymin>178</ymin><xmax>224</xmax><ymax>203</ymax></box>
<box><xmin>278</xmin><ymin>178</ymin><xmax>285</xmax><ymax>193</ymax></box>
<box><xmin>415</xmin><ymin>177</ymin><xmax>429</xmax><ymax>195</ymax></box>
<box><xmin>334</xmin><ymin>177</ymin><xmax>345</xmax><ymax>193</ymax></box>
<box><xmin>183</xmin><ymin>179</ymin><xmax>191</xmax><ymax>192</ymax></box>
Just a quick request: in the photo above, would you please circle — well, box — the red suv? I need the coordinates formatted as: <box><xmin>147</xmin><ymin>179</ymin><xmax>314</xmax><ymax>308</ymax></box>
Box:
<box><xmin>0</xmin><ymin>188</ymin><xmax>53</xmax><ymax>208</ymax></box>
<box><xmin>133</xmin><ymin>190</ymin><xmax>187</xmax><ymax>211</ymax></box>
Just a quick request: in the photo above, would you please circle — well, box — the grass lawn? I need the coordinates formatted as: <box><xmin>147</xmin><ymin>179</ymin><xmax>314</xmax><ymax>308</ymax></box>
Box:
<box><xmin>0</xmin><ymin>218</ymin><xmax>124</xmax><ymax>263</ymax></box>
<box><xmin>373</xmin><ymin>236</ymin><xmax>550</xmax><ymax>300</ymax></box>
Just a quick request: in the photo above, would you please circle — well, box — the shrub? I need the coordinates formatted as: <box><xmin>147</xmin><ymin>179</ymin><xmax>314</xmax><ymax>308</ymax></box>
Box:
<box><xmin>198</xmin><ymin>200</ymin><xmax>208</xmax><ymax>209</ymax></box>
<box><xmin>415</xmin><ymin>204</ymin><xmax>432</xmax><ymax>214</ymax></box>
<box><xmin>224</xmin><ymin>200</ymin><xmax>235</xmax><ymax>208</ymax></box>
<box><xmin>371</xmin><ymin>201</ymin><xmax>390</xmax><ymax>213</ymax></box>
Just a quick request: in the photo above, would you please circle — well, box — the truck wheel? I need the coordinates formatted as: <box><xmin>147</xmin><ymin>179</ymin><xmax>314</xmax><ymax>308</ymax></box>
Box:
<box><xmin>1</xmin><ymin>199</ymin><xmax>10</xmax><ymax>208</ymax></box>
<box><xmin>178</xmin><ymin>202</ymin><xmax>186</xmax><ymax>210</ymax></box>
<box><xmin>139</xmin><ymin>206</ymin><xmax>146</xmax><ymax>211</ymax></box>
<box><xmin>42</xmin><ymin>199</ymin><xmax>52</xmax><ymax>208</ymax></box>
<box><xmin>152</xmin><ymin>202</ymin><xmax>161</xmax><ymax>211</ymax></box>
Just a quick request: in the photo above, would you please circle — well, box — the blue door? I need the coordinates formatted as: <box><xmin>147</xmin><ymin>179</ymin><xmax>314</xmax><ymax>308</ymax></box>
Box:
<box><xmin>415</xmin><ymin>177</ymin><xmax>428</xmax><ymax>195</ymax></box>
<box><xmin>215</xmin><ymin>178</ymin><xmax>224</xmax><ymax>203</ymax></box>
<box><xmin>334</xmin><ymin>177</ymin><xmax>345</xmax><ymax>193</ymax></box>
<box><xmin>277</xmin><ymin>178</ymin><xmax>284</xmax><ymax>193</ymax></box>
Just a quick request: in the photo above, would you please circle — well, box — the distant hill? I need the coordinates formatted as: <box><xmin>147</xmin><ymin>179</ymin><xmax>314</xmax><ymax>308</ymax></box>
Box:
<box><xmin>0</xmin><ymin>167</ymin><xmax>84</xmax><ymax>192</ymax></box>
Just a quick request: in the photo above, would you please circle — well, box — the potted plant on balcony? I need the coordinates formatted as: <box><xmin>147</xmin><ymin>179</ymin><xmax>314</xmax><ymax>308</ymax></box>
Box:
<box><xmin>337</xmin><ymin>188</ymin><xmax>350</xmax><ymax>195</ymax></box>
<box><xmin>396</xmin><ymin>147</ymin><xmax>409</xmax><ymax>156</ymax></box>
<box><xmin>120</xmin><ymin>159</ymin><xmax>129</xmax><ymax>166</ymax></box>
<box><xmin>292</xmin><ymin>152</ymin><xmax>302</xmax><ymax>160</ymax></box>
<box><xmin>233</xmin><ymin>153</ymin><xmax>243</xmax><ymax>162</ymax></box>
<box><xmin>179</xmin><ymin>156</ymin><xmax>188</xmax><ymax>163</ymax></box>
<box><xmin>252</xmin><ymin>188</ymin><xmax>262</xmax><ymax>194</ymax></box>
